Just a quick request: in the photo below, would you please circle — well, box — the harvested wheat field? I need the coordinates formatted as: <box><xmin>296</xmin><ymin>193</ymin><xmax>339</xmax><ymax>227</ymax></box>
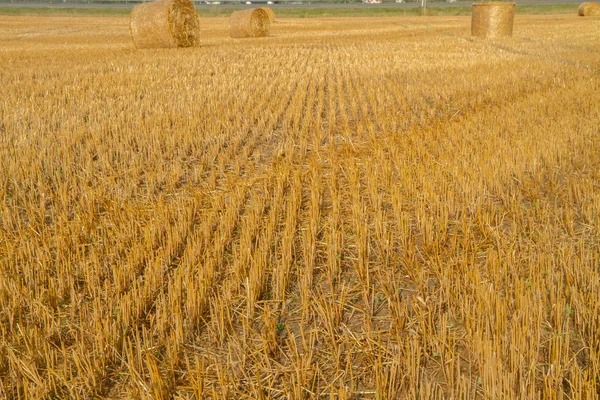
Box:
<box><xmin>0</xmin><ymin>12</ymin><xmax>599</xmax><ymax>399</ymax></box>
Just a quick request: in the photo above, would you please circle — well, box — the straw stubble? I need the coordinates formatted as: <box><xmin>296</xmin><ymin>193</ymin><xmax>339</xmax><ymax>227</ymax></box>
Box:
<box><xmin>4</xmin><ymin>14</ymin><xmax>600</xmax><ymax>400</ymax></box>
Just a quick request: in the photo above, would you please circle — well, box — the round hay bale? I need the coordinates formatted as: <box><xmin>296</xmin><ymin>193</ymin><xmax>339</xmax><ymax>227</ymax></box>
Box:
<box><xmin>259</xmin><ymin>7</ymin><xmax>276</xmax><ymax>22</ymax></box>
<box><xmin>229</xmin><ymin>8</ymin><xmax>271</xmax><ymax>38</ymax></box>
<box><xmin>578</xmin><ymin>2</ymin><xmax>600</xmax><ymax>15</ymax></box>
<box><xmin>130</xmin><ymin>0</ymin><xmax>201</xmax><ymax>49</ymax></box>
<box><xmin>471</xmin><ymin>2</ymin><xmax>516</xmax><ymax>38</ymax></box>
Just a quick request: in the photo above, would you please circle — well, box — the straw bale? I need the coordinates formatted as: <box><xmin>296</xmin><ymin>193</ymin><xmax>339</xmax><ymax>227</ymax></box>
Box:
<box><xmin>578</xmin><ymin>2</ymin><xmax>600</xmax><ymax>15</ymax></box>
<box><xmin>130</xmin><ymin>0</ymin><xmax>201</xmax><ymax>49</ymax></box>
<box><xmin>229</xmin><ymin>8</ymin><xmax>271</xmax><ymax>38</ymax></box>
<box><xmin>471</xmin><ymin>2</ymin><xmax>516</xmax><ymax>38</ymax></box>
<box><xmin>260</xmin><ymin>7</ymin><xmax>276</xmax><ymax>22</ymax></box>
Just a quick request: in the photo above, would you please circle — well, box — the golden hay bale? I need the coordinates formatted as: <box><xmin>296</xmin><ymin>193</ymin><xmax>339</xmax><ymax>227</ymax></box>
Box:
<box><xmin>229</xmin><ymin>8</ymin><xmax>271</xmax><ymax>38</ymax></box>
<box><xmin>471</xmin><ymin>2</ymin><xmax>516</xmax><ymax>38</ymax></box>
<box><xmin>578</xmin><ymin>2</ymin><xmax>600</xmax><ymax>15</ymax></box>
<box><xmin>259</xmin><ymin>7</ymin><xmax>276</xmax><ymax>22</ymax></box>
<box><xmin>130</xmin><ymin>0</ymin><xmax>201</xmax><ymax>49</ymax></box>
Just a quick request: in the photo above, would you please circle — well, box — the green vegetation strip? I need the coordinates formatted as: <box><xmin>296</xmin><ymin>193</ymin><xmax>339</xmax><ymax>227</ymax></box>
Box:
<box><xmin>0</xmin><ymin>4</ymin><xmax>578</xmax><ymax>17</ymax></box>
<box><xmin>0</xmin><ymin>7</ymin><xmax>132</xmax><ymax>16</ymax></box>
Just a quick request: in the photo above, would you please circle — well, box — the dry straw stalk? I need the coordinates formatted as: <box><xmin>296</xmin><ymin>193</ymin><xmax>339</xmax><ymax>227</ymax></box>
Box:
<box><xmin>229</xmin><ymin>8</ymin><xmax>271</xmax><ymax>38</ymax></box>
<box><xmin>578</xmin><ymin>2</ymin><xmax>600</xmax><ymax>15</ymax></box>
<box><xmin>260</xmin><ymin>7</ymin><xmax>276</xmax><ymax>22</ymax></box>
<box><xmin>130</xmin><ymin>0</ymin><xmax>201</xmax><ymax>49</ymax></box>
<box><xmin>471</xmin><ymin>2</ymin><xmax>516</xmax><ymax>38</ymax></box>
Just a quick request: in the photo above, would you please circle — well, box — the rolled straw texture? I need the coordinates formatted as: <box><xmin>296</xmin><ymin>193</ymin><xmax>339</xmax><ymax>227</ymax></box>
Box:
<box><xmin>229</xmin><ymin>8</ymin><xmax>271</xmax><ymax>38</ymax></box>
<box><xmin>259</xmin><ymin>7</ymin><xmax>276</xmax><ymax>22</ymax></box>
<box><xmin>130</xmin><ymin>0</ymin><xmax>200</xmax><ymax>49</ymax></box>
<box><xmin>471</xmin><ymin>2</ymin><xmax>516</xmax><ymax>38</ymax></box>
<box><xmin>578</xmin><ymin>2</ymin><xmax>600</xmax><ymax>15</ymax></box>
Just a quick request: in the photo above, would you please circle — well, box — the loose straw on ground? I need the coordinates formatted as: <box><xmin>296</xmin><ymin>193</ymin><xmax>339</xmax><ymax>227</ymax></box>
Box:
<box><xmin>471</xmin><ymin>2</ymin><xmax>516</xmax><ymax>38</ymax></box>
<box><xmin>229</xmin><ymin>8</ymin><xmax>271</xmax><ymax>38</ymax></box>
<box><xmin>578</xmin><ymin>2</ymin><xmax>600</xmax><ymax>15</ymax></box>
<box><xmin>130</xmin><ymin>0</ymin><xmax>201</xmax><ymax>49</ymax></box>
<box><xmin>259</xmin><ymin>7</ymin><xmax>276</xmax><ymax>23</ymax></box>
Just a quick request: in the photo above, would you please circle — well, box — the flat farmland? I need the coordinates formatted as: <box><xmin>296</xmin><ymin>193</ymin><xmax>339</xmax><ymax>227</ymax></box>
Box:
<box><xmin>1</xmin><ymin>13</ymin><xmax>599</xmax><ymax>399</ymax></box>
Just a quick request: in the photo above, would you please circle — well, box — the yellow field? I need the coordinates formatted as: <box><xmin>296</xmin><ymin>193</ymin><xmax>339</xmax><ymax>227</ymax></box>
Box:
<box><xmin>1</xmin><ymin>13</ymin><xmax>599</xmax><ymax>399</ymax></box>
